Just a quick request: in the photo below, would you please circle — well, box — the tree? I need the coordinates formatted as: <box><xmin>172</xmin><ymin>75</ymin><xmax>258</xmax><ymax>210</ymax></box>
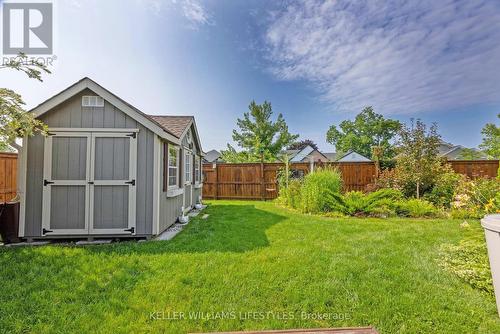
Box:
<box><xmin>1</xmin><ymin>53</ymin><xmax>50</xmax><ymax>151</ymax></box>
<box><xmin>394</xmin><ymin>119</ymin><xmax>443</xmax><ymax>198</ymax></box>
<box><xmin>222</xmin><ymin>101</ymin><xmax>298</xmax><ymax>162</ymax></box>
<box><xmin>326</xmin><ymin>106</ymin><xmax>400</xmax><ymax>160</ymax></box>
<box><xmin>479</xmin><ymin>113</ymin><xmax>500</xmax><ymax>159</ymax></box>
<box><xmin>287</xmin><ymin>139</ymin><xmax>318</xmax><ymax>151</ymax></box>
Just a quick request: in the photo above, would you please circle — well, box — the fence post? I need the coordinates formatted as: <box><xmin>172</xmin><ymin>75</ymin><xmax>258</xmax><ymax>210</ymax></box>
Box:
<box><xmin>214</xmin><ymin>163</ymin><xmax>219</xmax><ymax>200</ymax></box>
<box><xmin>260</xmin><ymin>162</ymin><xmax>265</xmax><ymax>200</ymax></box>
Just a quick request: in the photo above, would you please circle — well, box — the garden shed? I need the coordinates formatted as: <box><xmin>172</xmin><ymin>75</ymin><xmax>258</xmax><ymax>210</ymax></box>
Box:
<box><xmin>18</xmin><ymin>77</ymin><xmax>203</xmax><ymax>240</ymax></box>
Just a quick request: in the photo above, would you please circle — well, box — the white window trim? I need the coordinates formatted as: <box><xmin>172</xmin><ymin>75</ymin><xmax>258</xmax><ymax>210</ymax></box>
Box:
<box><xmin>184</xmin><ymin>150</ymin><xmax>192</xmax><ymax>185</ymax></box>
<box><xmin>166</xmin><ymin>188</ymin><xmax>184</xmax><ymax>198</ymax></box>
<box><xmin>194</xmin><ymin>155</ymin><xmax>201</xmax><ymax>185</ymax></box>
<box><xmin>168</xmin><ymin>144</ymin><xmax>180</xmax><ymax>190</ymax></box>
<box><xmin>82</xmin><ymin>95</ymin><xmax>104</xmax><ymax>107</ymax></box>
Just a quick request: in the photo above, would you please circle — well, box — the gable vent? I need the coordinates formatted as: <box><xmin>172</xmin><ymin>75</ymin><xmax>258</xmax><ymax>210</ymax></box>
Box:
<box><xmin>82</xmin><ymin>96</ymin><xmax>104</xmax><ymax>107</ymax></box>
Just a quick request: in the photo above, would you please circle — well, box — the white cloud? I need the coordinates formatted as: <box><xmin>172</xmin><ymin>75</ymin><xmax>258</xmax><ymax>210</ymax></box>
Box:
<box><xmin>139</xmin><ymin>0</ymin><xmax>213</xmax><ymax>27</ymax></box>
<box><xmin>181</xmin><ymin>0</ymin><xmax>213</xmax><ymax>27</ymax></box>
<box><xmin>264</xmin><ymin>0</ymin><xmax>500</xmax><ymax>115</ymax></box>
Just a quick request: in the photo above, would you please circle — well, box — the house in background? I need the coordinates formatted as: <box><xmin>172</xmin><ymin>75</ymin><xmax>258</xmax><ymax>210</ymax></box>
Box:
<box><xmin>284</xmin><ymin>145</ymin><xmax>371</xmax><ymax>162</ymax></box>
<box><xmin>285</xmin><ymin>145</ymin><xmax>330</xmax><ymax>162</ymax></box>
<box><xmin>438</xmin><ymin>140</ymin><xmax>488</xmax><ymax>160</ymax></box>
<box><xmin>18</xmin><ymin>77</ymin><xmax>203</xmax><ymax>241</ymax></box>
<box><xmin>203</xmin><ymin>149</ymin><xmax>223</xmax><ymax>163</ymax></box>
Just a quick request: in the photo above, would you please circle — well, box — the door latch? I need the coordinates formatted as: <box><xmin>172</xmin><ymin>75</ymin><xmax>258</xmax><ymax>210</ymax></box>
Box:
<box><xmin>43</xmin><ymin>180</ymin><xmax>54</xmax><ymax>186</ymax></box>
<box><xmin>42</xmin><ymin>228</ymin><xmax>53</xmax><ymax>235</ymax></box>
<box><xmin>125</xmin><ymin>179</ymin><xmax>136</xmax><ymax>186</ymax></box>
<box><xmin>124</xmin><ymin>227</ymin><xmax>135</xmax><ymax>234</ymax></box>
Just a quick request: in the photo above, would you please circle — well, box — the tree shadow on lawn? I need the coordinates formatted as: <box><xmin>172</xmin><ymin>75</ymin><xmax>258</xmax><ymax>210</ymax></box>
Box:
<box><xmin>88</xmin><ymin>204</ymin><xmax>287</xmax><ymax>255</ymax></box>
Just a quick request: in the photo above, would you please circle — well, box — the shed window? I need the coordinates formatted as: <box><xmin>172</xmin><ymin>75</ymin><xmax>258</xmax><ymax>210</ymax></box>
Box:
<box><xmin>168</xmin><ymin>146</ymin><xmax>179</xmax><ymax>188</ymax></box>
<box><xmin>185</xmin><ymin>152</ymin><xmax>192</xmax><ymax>183</ymax></box>
<box><xmin>194</xmin><ymin>156</ymin><xmax>200</xmax><ymax>183</ymax></box>
<box><xmin>164</xmin><ymin>144</ymin><xmax>179</xmax><ymax>191</ymax></box>
<box><xmin>82</xmin><ymin>96</ymin><xmax>104</xmax><ymax>107</ymax></box>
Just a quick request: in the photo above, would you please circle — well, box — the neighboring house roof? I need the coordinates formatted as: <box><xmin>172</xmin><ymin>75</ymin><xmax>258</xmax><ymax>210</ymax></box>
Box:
<box><xmin>291</xmin><ymin>145</ymin><xmax>315</xmax><ymax>162</ymax></box>
<box><xmin>323</xmin><ymin>152</ymin><xmax>337</xmax><ymax>161</ymax></box>
<box><xmin>204</xmin><ymin>149</ymin><xmax>222</xmax><ymax>163</ymax></box>
<box><xmin>336</xmin><ymin>151</ymin><xmax>371</xmax><ymax>162</ymax></box>
<box><xmin>441</xmin><ymin>145</ymin><xmax>488</xmax><ymax>160</ymax></box>
<box><xmin>149</xmin><ymin>115</ymin><xmax>193</xmax><ymax>138</ymax></box>
<box><xmin>284</xmin><ymin>145</ymin><xmax>329</xmax><ymax>162</ymax></box>
<box><xmin>437</xmin><ymin>140</ymin><xmax>487</xmax><ymax>160</ymax></box>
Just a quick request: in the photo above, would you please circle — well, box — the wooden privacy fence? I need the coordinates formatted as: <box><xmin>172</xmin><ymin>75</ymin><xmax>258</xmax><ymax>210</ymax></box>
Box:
<box><xmin>202</xmin><ymin>162</ymin><xmax>376</xmax><ymax>200</ymax></box>
<box><xmin>448</xmin><ymin>160</ymin><xmax>499</xmax><ymax>179</ymax></box>
<box><xmin>0</xmin><ymin>152</ymin><xmax>18</xmax><ymax>203</ymax></box>
<box><xmin>202</xmin><ymin>160</ymin><xmax>499</xmax><ymax>200</ymax></box>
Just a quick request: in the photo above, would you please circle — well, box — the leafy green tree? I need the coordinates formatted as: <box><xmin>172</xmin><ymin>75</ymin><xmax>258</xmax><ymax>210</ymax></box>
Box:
<box><xmin>0</xmin><ymin>53</ymin><xmax>50</xmax><ymax>151</ymax></box>
<box><xmin>326</xmin><ymin>106</ymin><xmax>401</xmax><ymax>160</ymax></box>
<box><xmin>479</xmin><ymin>113</ymin><xmax>500</xmax><ymax>159</ymax></box>
<box><xmin>222</xmin><ymin>101</ymin><xmax>298</xmax><ymax>162</ymax></box>
<box><xmin>394</xmin><ymin>119</ymin><xmax>443</xmax><ymax>198</ymax></box>
<box><xmin>287</xmin><ymin>139</ymin><xmax>318</xmax><ymax>151</ymax></box>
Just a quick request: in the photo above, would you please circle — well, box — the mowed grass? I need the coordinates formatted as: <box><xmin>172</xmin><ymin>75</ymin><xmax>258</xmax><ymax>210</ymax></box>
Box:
<box><xmin>1</xmin><ymin>200</ymin><xmax>499</xmax><ymax>333</ymax></box>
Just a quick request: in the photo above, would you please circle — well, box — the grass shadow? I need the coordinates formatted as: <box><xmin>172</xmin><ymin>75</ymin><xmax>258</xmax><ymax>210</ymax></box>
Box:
<box><xmin>87</xmin><ymin>204</ymin><xmax>287</xmax><ymax>255</ymax></box>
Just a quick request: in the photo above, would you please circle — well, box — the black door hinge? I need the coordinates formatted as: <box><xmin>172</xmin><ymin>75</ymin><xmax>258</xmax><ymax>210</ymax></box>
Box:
<box><xmin>43</xmin><ymin>179</ymin><xmax>54</xmax><ymax>186</ymax></box>
<box><xmin>88</xmin><ymin>181</ymin><xmax>94</xmax><ymax>184</ymax></box>
<box><xmin>47</xmin><ymin>132</ymin><xmax>55</xmax><ymax>136</ymax></box>
<box><xmin>124</xmin><ymin>227</ymin><xmax>135</xmax><ymax>234</ymax></box>
<box><xmin>42</xmin><ymin>228</ymin><xmax>53</xmax><ymax>235</ymax></box>
<box><xmin>127</xmin><ymin>132</ymin><xmax>136</xmax><ymax>138</ymax></box>
<box><xmin>125</xmin><ymin>179</ymin><xmax>135</xmax><ymax>186</ymax></box>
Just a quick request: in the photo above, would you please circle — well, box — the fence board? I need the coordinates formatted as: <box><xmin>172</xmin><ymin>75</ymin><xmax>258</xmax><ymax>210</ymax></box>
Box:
<box><xmin>0</xmin><ymin>152</ymin><xmax>18</xmax><ymax>203</ymax></box>
<box><xmin>203</xmin><ymin>160</ymin><xmax>498</xmax><ymax>200</ymax></box>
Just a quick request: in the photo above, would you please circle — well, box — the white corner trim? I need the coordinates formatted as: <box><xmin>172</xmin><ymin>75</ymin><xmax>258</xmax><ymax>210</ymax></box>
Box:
<box><xmin>17</xmin><ymin>137</ymin><xmax>28</xmax><ymax>238</ymax></box>
<box><xmin>152</xmin><ymin>135</ymin><xmax>161</xmax><ymax>235</ymax></box>
<box><xmin>166</xmin><ymin>188</ymin><xmax>184</xmax><ymax>198</ymax></box>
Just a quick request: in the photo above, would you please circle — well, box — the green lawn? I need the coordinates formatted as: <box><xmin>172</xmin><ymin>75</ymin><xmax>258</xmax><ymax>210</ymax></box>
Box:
<box><xmin>1</xmin><ymin>201</ymin><xmax>499</xmax><ymax>333</ymax></box>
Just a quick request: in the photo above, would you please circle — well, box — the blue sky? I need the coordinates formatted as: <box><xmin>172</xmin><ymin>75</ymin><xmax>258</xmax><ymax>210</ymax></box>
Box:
<box><xmin>1</xmin><ymin>0</ymin><xmax>499</xmax><ymax>152</ymax></box>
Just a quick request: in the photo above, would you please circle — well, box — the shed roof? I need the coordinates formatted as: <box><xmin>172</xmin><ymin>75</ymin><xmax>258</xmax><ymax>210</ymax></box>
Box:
<box><xmin>149</xmin><ymin>115</ymin><xmax>193</xmax><ymax>138</ymax></box>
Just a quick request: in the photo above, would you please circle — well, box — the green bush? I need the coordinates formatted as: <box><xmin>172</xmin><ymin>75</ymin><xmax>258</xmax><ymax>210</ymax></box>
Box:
<box><xmin>424</xmin><ymin>170</ymin><xmax>463</xmax><ymax>207</ymax></box>
<box><xmin>299</xmin><ymin>167</ymin><xmax>342</xmax><ymax>213</ymax></box>
<box><xmin>325</xmin><ymin>188</ymin><xmax>403</xmax><ymax>217</ymax></box>
<box><xmin>278</xmin><ymin>179</ymin><xmax>302</xmax><ymax>209</ymax></box>
<box><xmin>396</xmin><ymin>199</ymin><xmax>438</xmax><ymax>218</ymax></box>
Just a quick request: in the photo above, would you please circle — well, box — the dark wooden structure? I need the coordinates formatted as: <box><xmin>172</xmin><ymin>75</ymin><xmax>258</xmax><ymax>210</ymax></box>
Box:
<box><xmin>202</xmin><ymin>160</ymin><xmax>499</xmax><ymax>200</ymax></box>
<box><xmin>0</xmin><ymin>152</ymin><xmax>17</xmax><ymax>203</ymax></box>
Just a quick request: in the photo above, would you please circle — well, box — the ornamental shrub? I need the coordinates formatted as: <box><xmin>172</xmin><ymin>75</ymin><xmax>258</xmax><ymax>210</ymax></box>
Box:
<box><xmin>299</xmin><ymin>167</ymin><xmax>342</xmax><ymax>213</ymax></box>
<box><xmin>396</xmin><ymin>199</ymin><xmax>438</xmax><ymax>218</ymax></box>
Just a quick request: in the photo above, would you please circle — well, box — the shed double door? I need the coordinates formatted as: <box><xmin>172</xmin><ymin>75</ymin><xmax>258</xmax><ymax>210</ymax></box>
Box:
<box><xmin>42</xmin><ymin>131</ymin><xmax>137</xmax><ymax>236</ymax></box>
